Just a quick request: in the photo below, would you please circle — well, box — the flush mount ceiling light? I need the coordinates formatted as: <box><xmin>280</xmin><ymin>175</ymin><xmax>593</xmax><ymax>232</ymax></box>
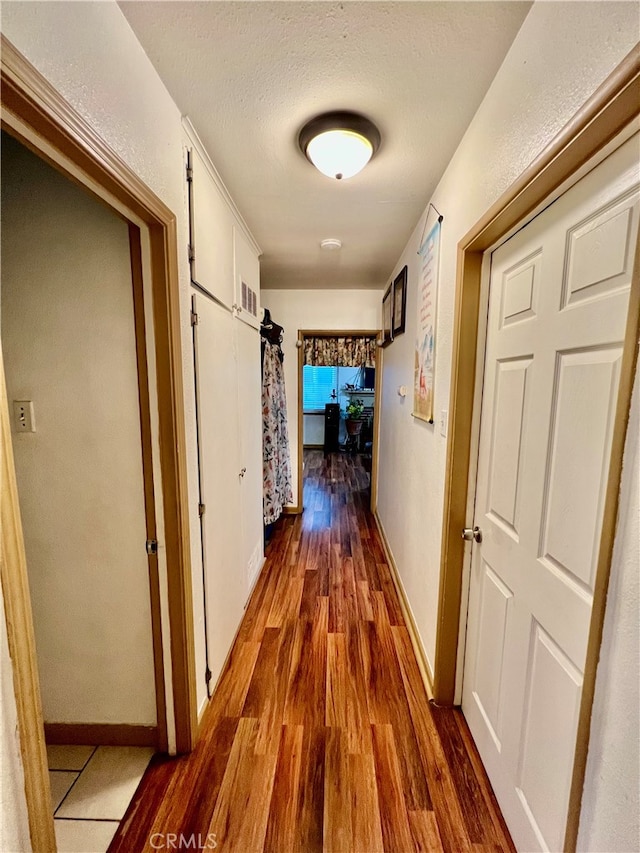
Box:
<box><xmin>320</xmin><ymin>238</ymin><xmax>342</xmax><ymax>251</ymax></box>
<box><xmin>298</xmin><ymin>111</ymin><xmax>381</xmax><ymax>180</ymax></box>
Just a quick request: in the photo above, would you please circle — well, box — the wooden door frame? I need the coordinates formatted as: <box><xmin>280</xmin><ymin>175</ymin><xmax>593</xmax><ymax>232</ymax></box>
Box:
<box><xmin>295</xmin><ymin>330</ymin><xmax>382</xmax><ymax>514</ymax></box>
<box><xmin>433</xmin><ymin>45</ymin><xmax>640</xmax><ymax>852</ymax></box>
<box><xmin>0</xmin><ymin>36</ymin><xmax>198</xmax><ymax>852</ymax></box>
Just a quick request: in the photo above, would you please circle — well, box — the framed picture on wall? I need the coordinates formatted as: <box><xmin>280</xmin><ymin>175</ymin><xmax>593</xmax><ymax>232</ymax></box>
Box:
<box><xmin>382</xmin><ymin>284</ymin><xmax>394</xmax><ymax>346</ymax></box>
<box><xmin>392</xmin><ymin>265</ymin><xmax>408</xmax><ymax>336</ymax></box>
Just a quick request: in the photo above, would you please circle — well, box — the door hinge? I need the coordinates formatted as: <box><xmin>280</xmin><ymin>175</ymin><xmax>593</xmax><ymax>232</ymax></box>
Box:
<box><xmin>205</xmin><ymin>667</ymin><xmax>212</xmax><ymax>685</ymax></box>
<box><xmin>198</xmin><ymin>502</ymin><xmax>206</xmax><ymax>517</ymax></box>
<box><xmin>191</xmin><ymin>310</ymin><xmax>199</xmax><ymax>327</ymax></box>
<box><xmin>146</xmin><ymin>539</ymin><xmax>158</xmax><ymax>556</ymax></box>
<box><xmin>188</xmin><ymin>244</ymin><xmax>195</xmax><ymax>263</ymax></box>
<box><xmin>186</xmin><ymin>165</ymin><xmax>193</xmax><ymax>183</ymax></box>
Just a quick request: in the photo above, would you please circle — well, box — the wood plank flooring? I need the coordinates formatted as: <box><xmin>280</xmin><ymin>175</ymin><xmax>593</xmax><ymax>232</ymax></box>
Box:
<box><xmin>109</xmin><ymin>451</ymin><xmax>514</xmax><ymax>853</ymax></box>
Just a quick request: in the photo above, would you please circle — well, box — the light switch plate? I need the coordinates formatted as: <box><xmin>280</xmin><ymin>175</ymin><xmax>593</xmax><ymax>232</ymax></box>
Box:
<box><xmin>13</xmin><ymin>400</ymin><xmax>35</xmax><ymax>433</ymax></box>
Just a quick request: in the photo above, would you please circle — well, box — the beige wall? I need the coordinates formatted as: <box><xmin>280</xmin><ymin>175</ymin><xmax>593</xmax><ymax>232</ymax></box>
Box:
<box><xmin>262</xmin><ymin>289</ymin><xmax>381</xmax><ymax>502</ymax></box>
<box><xmin>1</xmin><ymin>134</ymin><xmax>156</xmax><ymax>726</ymax></box>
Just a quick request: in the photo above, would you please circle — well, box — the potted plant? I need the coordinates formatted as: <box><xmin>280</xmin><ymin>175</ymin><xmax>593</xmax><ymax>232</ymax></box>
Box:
<box><xmin>345</xmin><ymin>398</ymin><xmax>365</xmax><ymax>435</ymax></box>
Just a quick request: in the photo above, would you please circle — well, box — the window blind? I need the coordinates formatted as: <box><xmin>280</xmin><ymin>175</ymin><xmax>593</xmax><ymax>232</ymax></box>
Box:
<box><xmin>303</xmin><ymin>365</ymin><xmax>362</xmax><ymax>412</ymax></box>
<box><xmin>302</xmin><ymin>366</ymin><xmax>338</xmax><ymax>411</ymax></box>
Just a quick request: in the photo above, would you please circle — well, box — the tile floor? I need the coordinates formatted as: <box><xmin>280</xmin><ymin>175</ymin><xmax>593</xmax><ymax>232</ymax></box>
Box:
<box><xmin>47</xmin><ymin>744</ymin><xmax>154</xmax><ymax>853</ymax></box>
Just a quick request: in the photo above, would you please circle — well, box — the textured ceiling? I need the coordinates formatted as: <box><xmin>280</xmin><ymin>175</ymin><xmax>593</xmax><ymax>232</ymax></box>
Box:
<box><xmin>119</xmin><ymin>1</ymin><xmax>531</xmax><ymax>290</ymax></box>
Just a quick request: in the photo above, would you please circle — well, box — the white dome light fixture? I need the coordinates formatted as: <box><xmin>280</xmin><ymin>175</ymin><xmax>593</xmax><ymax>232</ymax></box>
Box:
<box><xmin>320</xmin><ymin>238</ymin><xmax>342</xmax><ymax>251</ymax></box>
<box><xmin>299</xmin><ymin>111</ymin><xmax>381</xmax><ymax>181</ymax></box>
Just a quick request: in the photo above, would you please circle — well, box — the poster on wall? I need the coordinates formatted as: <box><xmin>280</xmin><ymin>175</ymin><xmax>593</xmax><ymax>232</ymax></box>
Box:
<box><xmin>413</xmin><ymin>219</ymin><xmax>441</xmax><ymax>423</ymax></box>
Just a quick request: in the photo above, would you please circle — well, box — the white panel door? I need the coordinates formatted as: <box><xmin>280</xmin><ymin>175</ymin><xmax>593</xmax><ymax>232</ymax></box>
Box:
<box><xmin>189</xmin><ymin>147</ymin><xmax>235</xmax><ymax>310</ymax></box>
<box><xmin>193</xmin><ymin>293</ymin><xmax>245</xmax><ymax>690</ymax></box>
<box><xmin>235</xmin><ymin>318</ymin><xmax>264</xmax><ymax>591</ymax></box>
<box><xmin>462</xmin><ymin>135</ymin><xmax>639</xmax><ymax>852</ymax></box>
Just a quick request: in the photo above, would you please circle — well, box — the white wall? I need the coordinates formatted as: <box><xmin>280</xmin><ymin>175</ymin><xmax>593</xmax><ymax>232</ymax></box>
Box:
<box><xmin>1</xmin><ymin>0</ymin><xmax>209</xmax><ymax>717</ymax></box>
<box><xmin>1</xmin><ymin>134</ymin><xmax>156</xmax><ymax>725</ymax></box>
<box><xmin>262</xmin><ymin>289</ymin><xmax>381</xmax><ymax>503</ymax></box>
<box><xmin>303</xmin><ymin>413</ymin><xmax>325</xmax><ymax>446</ymax></box>
<box><xmin>376</xmin><ymin>0</ymin><xmax>640</xmax><ymax>674</ymax></box>
<box><xmin>577</xmin><ymin>365</ymin><xmax>640</xmax><ymax>853</ymax></box>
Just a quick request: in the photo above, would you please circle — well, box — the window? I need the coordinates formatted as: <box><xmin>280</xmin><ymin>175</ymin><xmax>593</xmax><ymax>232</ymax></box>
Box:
<box><xmin>302</xmin><ymin>365</ymin><xmax>361</xmax><ymax>412</ymax></box>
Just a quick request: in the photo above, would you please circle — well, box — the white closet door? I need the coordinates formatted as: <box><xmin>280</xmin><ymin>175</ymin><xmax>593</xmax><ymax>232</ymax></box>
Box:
<box><xmin>235</xmin><ymin>318</ymin><xmax>264</xmax><ymax>591</ymax></box>
<box><xmin>193</xmin><ymin>293</ymin><xmax>245</xmax><ymax>689</ymax></box>
<box><xmin>189</xmin><ymin>146</ymin><xmax>235</xmax><ymax>310</ymax></box>
<box><xmin>462</xmin><ymin>134</ymin><xmax>639</xmax><ymax>852</ymax></box>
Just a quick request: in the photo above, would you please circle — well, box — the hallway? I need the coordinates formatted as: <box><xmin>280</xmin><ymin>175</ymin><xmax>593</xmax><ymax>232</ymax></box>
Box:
<box><xmin>110</xmin><ymin>452</ymin><xmax>514</xmax><ymax>852</ymax></box>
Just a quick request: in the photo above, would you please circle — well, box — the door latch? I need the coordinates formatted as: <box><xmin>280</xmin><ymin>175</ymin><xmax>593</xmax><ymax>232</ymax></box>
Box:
<box><xmin>461</xmin><ymin>526</ymin><xmax>483</xmax><ymax>544</ymax></box>
<box><xmin>146</xmin><ymin>539</ymin><xmax>159</xmax><ymax>556</ymax></box>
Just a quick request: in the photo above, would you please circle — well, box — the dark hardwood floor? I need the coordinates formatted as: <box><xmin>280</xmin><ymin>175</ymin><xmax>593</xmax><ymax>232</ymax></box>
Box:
<box><xmin>110</xmin><ymin>450</ymin><xmax>514</xmax><ymax>852</ymax></box>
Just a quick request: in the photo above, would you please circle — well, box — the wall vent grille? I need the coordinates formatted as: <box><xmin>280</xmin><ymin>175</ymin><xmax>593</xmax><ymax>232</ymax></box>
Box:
<box><xmin>241</xmin><ymin>281</ymin><xmax>258</xmax><ymax>317</ymax></box>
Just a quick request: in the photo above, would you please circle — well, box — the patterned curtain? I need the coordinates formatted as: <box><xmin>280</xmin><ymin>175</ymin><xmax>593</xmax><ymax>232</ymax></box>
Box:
<box><xmin>262</xmin><ymin>340</ymin><xmax>293</xmax><ymax>525</ymax></box>
<box><xmin>303</xmin><ymin>336</ymin><xmax>376</xmax><ymax>367</ymax></box>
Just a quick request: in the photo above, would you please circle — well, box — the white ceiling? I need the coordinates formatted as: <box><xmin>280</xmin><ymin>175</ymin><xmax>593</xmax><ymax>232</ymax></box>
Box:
<box><xmin>119</xmin><ymin>1</ymin><xmax>531</xmax><ymax>290</ymax></box>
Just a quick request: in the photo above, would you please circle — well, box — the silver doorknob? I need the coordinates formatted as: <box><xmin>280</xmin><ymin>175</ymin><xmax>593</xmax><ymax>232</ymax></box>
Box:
<box><xmin>462</xmin><ymin>526</ymin><xmax>483</xmax><ymax>543</ymax></box>
<box><xmin>239</xmin><ymin>467</ymin><xmax>247</xmax><ymax>478</ymax></box>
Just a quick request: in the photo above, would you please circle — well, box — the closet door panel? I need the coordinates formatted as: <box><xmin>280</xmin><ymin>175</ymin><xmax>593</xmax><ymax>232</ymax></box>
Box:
<box><xmin>235</xmin><ymin>319</ymin><xmax>264</xmax><ymax>591</ymax></box>
<box><xmin>190</xmin><ymin>146</ymin><xmax>234</xmax><ymax>310</ymax></box>
<box><xmin>193</xmin><ymin>294</ymin><xmax>244</xmax><ymax>689</ymax></box>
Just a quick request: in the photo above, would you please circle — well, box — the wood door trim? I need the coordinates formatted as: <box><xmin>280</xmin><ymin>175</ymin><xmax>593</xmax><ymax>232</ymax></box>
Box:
<box><xmin>282</xmin><ymin>505</ymin><xmax>303</xmax><ymax>515</ymax></box>
<box><xmin>0</xmin><ymin>35</ymin><xmax>198</xmax><ymax>849</ymax></box>
<box><xmin>435</xmin><ymin>43</ymin><xmax>640</xmax><ymax>853</ymax></box>
<box><xmin>296</xmin><ymin>329</ymin><xmax>381</xmax><ymax>513</ymax></box>
<box><xmin>296</xmin><ymin>334</ymin><xmax>305</xmax><ymax>514</ymax></box>
<box><xmin>0</xmin><ymin>353</ymin><xmax>55</xmax><ymax>852</ymax></box>
<box><xmin>370</xmin><ymin>344</ymin><xmax>382</xmax><ymax>513</ymax></box>
<box><xmin>44</xmin><ymin>723</ymin><xmax>157</xmax><ymax>747</ymax></box>
<box><xmin>129</xmin><ymin>224</ymin><xmax>169</xmax><ymax>753</ymax></box>
<box><xmin>297</xmin><ymin>329</ymin><xmax>381</xmax><ymax>337</ymax></box>
<box><xmin>0</xmin><ymin>37</ymin><xmax>174</xmax><ymax>224</ymax></box>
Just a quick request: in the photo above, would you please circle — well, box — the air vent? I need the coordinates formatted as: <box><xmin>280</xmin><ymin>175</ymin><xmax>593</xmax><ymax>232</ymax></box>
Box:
<box><xmin>241</xmin><ymin>281</ymin><xmax>258</xmax><ymax>317</ymax></box>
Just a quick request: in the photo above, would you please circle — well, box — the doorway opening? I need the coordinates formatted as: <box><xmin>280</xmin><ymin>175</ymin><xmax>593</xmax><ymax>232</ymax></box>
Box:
<box><xmin>297</xmin><ymin>331</ymin><xmax>381</xmax><ymax>513</ymax></box>
<box><xmin>1</xmin><ymin>128</ymin><xmax>161</xmax><ymax>846</ymax></box>
<box><xmin>1</xmin><ymin>39</ymin><xmax>197</xmax><ymax>852</ymax></box>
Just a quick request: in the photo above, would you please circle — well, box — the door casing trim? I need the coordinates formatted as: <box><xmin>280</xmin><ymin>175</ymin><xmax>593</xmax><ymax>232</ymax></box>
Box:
<box><xmin>0</xmin><ymin>35</ymin><xmax>198</xmax><ymax>852</ymax></box>
<box><xmin>434</xmin><ymin>44</ymin><xmax>640</xmax><ymax>853</ymax></box>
